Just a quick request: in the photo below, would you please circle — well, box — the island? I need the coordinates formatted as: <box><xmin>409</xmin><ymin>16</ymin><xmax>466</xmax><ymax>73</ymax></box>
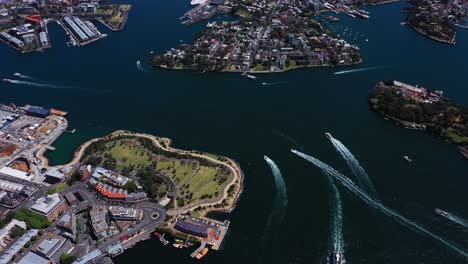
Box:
<box><xmin>369</xmin><ymin>80</ymin><xmax>468</xmax><ymax>159</ymax></box>
<box><xmin>0</xmin><ymin>103</ymin><xmax>243</xmax><ymax>263</ymax></box>
<box><xmin>153</xmin><ymin>0</ymin><xmax>362</xmax><ymax>73</ymax></box>
<box><xmin>0</xmin><ymin>0</ymin><xmax>131</xmax><ymax>53</ymax></box>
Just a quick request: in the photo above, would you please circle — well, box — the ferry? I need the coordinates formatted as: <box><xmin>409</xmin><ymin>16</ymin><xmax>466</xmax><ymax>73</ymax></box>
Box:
<box><xmin>2</xmin><ymin>79</ymin><xmax>13</xmax><ymax>83</ymax></box>
<box><xmin>403</xmin><ymin>155</ymin><xmax>412</xmax><ymax>162</ymax></box>
<box><xmin>195</xmin><ymin>248</ymin><xmax>209</xmax><ymax>260</ymax></box>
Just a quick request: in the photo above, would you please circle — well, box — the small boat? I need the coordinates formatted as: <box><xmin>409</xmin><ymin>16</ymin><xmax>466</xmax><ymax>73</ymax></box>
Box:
<box><xmin>325</xmin><ymin>132</ymin><xmax>332</xmax><ymax>140</ymax></box>
<box><xmin>3</xmin><ymin>79</ymin><xmax>13</xmax><ymax>83</ymax></box>
<box><xmin>403</xmin><ymin>155</ymin><xmax>412</xmax><ymax>162</ymax></box>
<box><xmin>327</xmin><ymin>16</ymin><xmax>340</xmax><ymax>22</ymax></box>
<box><xmin>13</xmin><ymin>73</ymin><xmax>21</xmax><ymax>77</ymax></box>
<box><xmin>246</xmin><ymin>74</ymin><xmax>257</xmax><ymax>80</ymax></box>
<box><xmin>365</xmin><ymin>39</ymin><xmax>369</xmax><ymax>42</ymax></box>
<box><xmin>195</xmin><ymin>248</ymin><xmax>209</xmax><ymax>260</ymax></box>
<box><xmin>173</xmin><ymin>243</ymin><xmax>184</xmax><ymax>248</ymax></box>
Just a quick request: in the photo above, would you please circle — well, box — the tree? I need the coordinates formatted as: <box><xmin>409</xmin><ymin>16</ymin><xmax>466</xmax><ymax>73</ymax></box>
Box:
<box><xmin>9</xmin><ymin>225</ymin><xmax>25</xmax><ymax>239</ymax></box>
<box><xmin>60</xmin><ymin>253</ymin><xmax>77</xmax><ymax>264</ymax></box>
<box><xmin>124</xmin><ymin>181</ymin><xmax>137</xmax><ymax>193</ymax></box>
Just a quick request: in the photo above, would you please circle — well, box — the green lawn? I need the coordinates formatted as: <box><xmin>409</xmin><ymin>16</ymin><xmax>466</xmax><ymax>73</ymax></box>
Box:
<box><xmin>186</xmin><ymin>166</ymin><xmax>218</xmax><ymax>194</ymax></box>
<box><xmin>108</xmin><ymin>142</ymin><xmax>151</xmax><ymax>167</ymax></box>
<box><xmin>175</xmin><ymin>163</ymin><xmax>198</xmax><ymax>186</ymax></box>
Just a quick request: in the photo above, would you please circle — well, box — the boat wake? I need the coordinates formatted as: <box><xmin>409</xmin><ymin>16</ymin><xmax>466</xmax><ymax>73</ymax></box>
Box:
<box><xmin>291</xmin><ymin>149</ymin><xmax>468</xmax><ymax>259</ymax></box>
<box><xmin>136</xmin><ymin>60</ymin><xmax>147</xmax><ymax>72</ymax></box>
<box><xmin>262</xmin><ymin>156</ymin><xmax>288</xmax><ymax>261</ymax></box>
<box><xmin>436</xmin><ymin>209</ymin><xmax>468</xmax><ymax>229</ymax></box>
<box><xmin>7</xmin><ymin>79</ymin><xmax>75</xmax><ymax>89</ymax></box>
<box><xmin>329</xmin><ymin>176</ymin><xmax>344</xmax><ymax>254</ymax></box>
<box><xmin>333</xmin><ymin>66</ymin><xmax>385</xmax><ymax>75</ymax></box>
<box><xmin>328</xmin><ymin>134</ymin><xmax>378</xmax><ymax>199</ymax></box>
<box><xmin>13</xmin><ymin>73</ymin><xmax>34</xmax><ymax>79</ymax></box>
<box><xmin>262</xmin><ymin>82</ymin><xmax>284</xmax><ymax>86</ymax></box>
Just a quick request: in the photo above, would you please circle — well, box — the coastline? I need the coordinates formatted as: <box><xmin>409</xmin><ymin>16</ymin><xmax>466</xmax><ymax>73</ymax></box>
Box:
<box><xmin>407</xmin><ymin>22</ymin><xmax>456</xmax><ymax>45</ymax></box>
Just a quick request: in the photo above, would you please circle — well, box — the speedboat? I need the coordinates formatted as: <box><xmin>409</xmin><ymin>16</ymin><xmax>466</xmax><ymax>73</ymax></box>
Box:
<box><xmin>325</xmin><ymin>132</ymin><xmax>332</xmax><ymax>140</ymax></box>
<box><xmin>403</xmin><ymin>155</ymin><xmax>412</xmax><ymax>162</ymax></box>
<box><xmin>435</xmin><ymin>208</ymin><xmax>449</xmax><ymax>217</ymax></box>
<box><xmin>330</xmin><ymin>251</ymin><xmax>343</xmax><ymax>264</ymax></box>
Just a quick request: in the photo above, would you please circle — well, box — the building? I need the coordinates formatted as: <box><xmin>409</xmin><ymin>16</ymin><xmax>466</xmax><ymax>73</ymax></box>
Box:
<box><xmin>63</xmin><ymin>192</ymin><xmax>79</xmax><ymax>206</ymax></box>
<box><xmin>0</xmin><ymin>229</ymin><xmax>38</xmax><ymax>264</ymax></box>
<box><xmin>108</xmin><ymin>206</ymin><xmax>141</xmax><ymax>221</ymax></box>
<box><xmin>73</xmin><ymin>249</ymin><xmax>102</xmax><ymax>264</ymax></box>
<box><xmin>31</xmin><ymin>232</ymin><xmax>72</xmax><ymax>264</ymax></box>
<box><xmin>29</xmin><ymin>194</ymin><xmax>67</xmax><ymax>221</ymax></box>
<box><xmin>56</xmin><ymin>212</ymin><xmax>76</xmax><ymax>241</ymax></box>
<box><xmin>89</xmin><ymin>206</ymin><xmax>110</xmax><ymax>240</ymax></box>
<box><xmin>78</xmin><ymin>165</ymin><xmax>91</xmax><ymax>182</ymax></box>
<box><xmin>174</xmin><ymin>220</ymin><xmax>209</xmax><ymax>238</ymax></box>
<box><xmin>0</xmin><ymin>167</ymin><xmax>34</xmax><ymax>181</ymax></box>
<box><xmin>95</xmin><ymin>182</ymin><xmax>127</xmax><ymax>199</ymax></box>
<box><xmin>0</xmin><ymin>219</ymin><xmax>26</xmax><ymax>246</ymax></box>
<box><xmin>44</xmin><ymin>168</ymin><xmax>66</xmax><ymax>183</ymax></box>
<box><xmin>17</xmin><ymin>251</ymin><xmax>50</xmax><ymax>264</ymax></box>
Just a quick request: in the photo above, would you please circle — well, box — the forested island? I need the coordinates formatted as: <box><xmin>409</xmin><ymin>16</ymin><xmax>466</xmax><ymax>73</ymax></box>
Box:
<box><xmin>370</xmin><ymin>81</ymin><xmax>468</xmax><ymax>156</ymax></box>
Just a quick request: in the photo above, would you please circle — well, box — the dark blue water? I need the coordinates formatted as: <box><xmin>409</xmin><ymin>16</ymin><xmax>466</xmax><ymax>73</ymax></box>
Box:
<box><xmin>1</xmin><ymin>0</ymin><xmax>468</xmax><ymax>263</ymax></box>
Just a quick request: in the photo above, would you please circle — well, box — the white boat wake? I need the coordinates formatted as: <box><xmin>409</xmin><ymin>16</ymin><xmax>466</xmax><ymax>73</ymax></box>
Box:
<box><xmin>334</xmin><ymin>66</ymin><xmax>385</xmax><ymax>75</ymax></box>
<box><xmin>8</xmin><ymin>79</ymin><xmax>75</xmax><ymax>89</ymax></box>
<box><xmin>261</xmin><ymin>156</ymin><xmax>288</xmax><ymax>261</ymax></box>
<box><xmin>291</xmin><ymin>149</ymin><xmax>468</xmax><ymax>259</ymax></box>
<box><xmin>328</xmin><ymin>134</ymin><xmax>378</xmax><ymax>199</ymax></box>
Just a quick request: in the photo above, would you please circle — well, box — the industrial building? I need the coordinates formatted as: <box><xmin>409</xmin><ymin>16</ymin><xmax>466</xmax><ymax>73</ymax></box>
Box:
<box><xmin>64</xmin><ymin>16</ymin><xmax>88</xmax><ymax>42</ymax></box>
<box><xmin>0</xmin><ymin>167</ymin><xmax>34</xmax><ymax>181</ymax></box>
<box><xmin>39</xmin><ymin>31</ymin><xmax>48</xmax><ymax>47</ymax></box>
<box><xmin>73</xmin><ymin>16</ymin><xmax>95</xmax><ymax>38</ymax></box>
<box><xmin>0</xmin><ymin>32</ymin><xmax>25</xmax><ymax>48</ymax></box>
<box><xmin>29</xmin><ymin>194</ymin><xmax>68</xmax><ymax>221</ymax></box>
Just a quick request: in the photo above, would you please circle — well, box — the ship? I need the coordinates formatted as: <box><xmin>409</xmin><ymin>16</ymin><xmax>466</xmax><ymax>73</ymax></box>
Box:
<box><xmin>325</xmin><ymin>132</ymin><xmax>332</xmax><ymax>140</ymax></box>
<box><xmin>195</xmin><ymin>247</ymin><xmax>209</xmax><ymax>260</ymax></box>
<box><xmin>3</xmin><ymin>79</ymin><xmax>13</xmax><ymax>83</ymax></box>
<box><xmin>403</xmin><ymin>155</ymin><xmax>412</xmax><ymax>162</ymax></box>
<box><xmin>435</xmin><ymin>208</ymin><xmax>449</xmax><ymax>217</ymax></box>
<box><xmin>190</xmin><ymin>0</ymin><xmax>209</xmax><ymax>5</ymax></box>
<box><xmin>330</xmin><ymin>251</ymin><xmax>343</xmax><ymax>264</ymax></box>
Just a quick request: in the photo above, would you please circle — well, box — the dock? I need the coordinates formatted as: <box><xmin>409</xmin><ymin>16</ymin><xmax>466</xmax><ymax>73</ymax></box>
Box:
<box><xmin>190</xmin><ymin>240</ymin><xmax>206</xmax><ymax>258</ymax></box>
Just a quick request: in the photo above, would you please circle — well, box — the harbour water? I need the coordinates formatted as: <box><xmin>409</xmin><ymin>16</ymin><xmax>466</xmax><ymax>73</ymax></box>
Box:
<box><xmin>1</xmin><ymin>0</ymin><xmax>468</xmax><ymax>263</ymax></box>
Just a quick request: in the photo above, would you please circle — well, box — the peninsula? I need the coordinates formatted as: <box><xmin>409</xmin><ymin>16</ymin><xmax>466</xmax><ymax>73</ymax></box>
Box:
<box><xmin>369</xmin><ymin>80</ymin><xmax>468</xmax><ymax>159</ymax></box>
<box><xmin>0</xmin><ymin>103</ymin><xmax>243</xmax><ymax>263</ymax></box>
<box><xmin>153</xmin><ymin>0</ymin><xmax>362</xmax><ymax>73</ymax></box>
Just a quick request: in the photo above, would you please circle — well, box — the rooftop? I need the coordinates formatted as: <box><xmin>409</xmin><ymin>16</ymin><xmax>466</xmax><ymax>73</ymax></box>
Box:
<box><xmin>33</xmin><ymin>232</ymin><xmax>66</xmax><ymax>257</ymax></box>
<box><xmin>30</xmin><ymin>193</ymin><xmax>64</xmax><ymax>214</ymax></box>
